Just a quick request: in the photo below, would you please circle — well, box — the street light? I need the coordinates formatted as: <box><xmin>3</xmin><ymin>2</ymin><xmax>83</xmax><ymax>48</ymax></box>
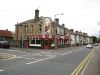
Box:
<box><xmin>20</xmin><ymin>25</ymin><xmax>23</xmax><ymax>48</ymax></box>
<box><xmin>54</xmin><ymin>13</ymin><xmax>64</xmax><ymax>19</ymax></box>
<box><xmin>54</xmin><ymin>13</ymin><xmax>64</xmax><ymax>49</ymax></box>
<box><xmin>97</xmin><ymin>21</ymin><xmax>100</xmax><ymax>42</ymax></box>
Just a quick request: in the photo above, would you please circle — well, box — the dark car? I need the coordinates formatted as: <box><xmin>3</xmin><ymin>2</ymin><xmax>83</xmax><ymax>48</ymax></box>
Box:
<box><xmin>94</xmin><ymin>43</ymin><xmax>98</xmax><ymax>46</ymax></box>
<box><xmin>0</xmin><ymin>41</ymin><xmax>10</xmax><ymax>48</ymax></box>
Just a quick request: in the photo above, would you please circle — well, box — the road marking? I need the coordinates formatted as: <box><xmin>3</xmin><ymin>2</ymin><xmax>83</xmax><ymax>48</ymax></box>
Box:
<box><xmin>8</xmin><ymin>50</ymin><xmax>18</xmax><ymax>51</ymax></box>
<box><xmin>32</xmin><ymin>53</ymin><xmax>42</xmax><ymax>56</ymax></box>
<box><xmin>80</xmin><ymin>49</ymin><xmax>94</xmax><ymax>75</ymax></box>
<box><xmin>60</xmin><ymin>51</ymin><xmax>72</xmax><ymax>55</ymax></box>
<box><xmin>26</xmin><ymin>57</ymin><xmax>52</xmax><ymax>64</ymax></box>
<box><xmin>0</xmin><ymin>52</ymin><xmax>16</xmax><ymax>60</ymax></box>
<box><xmin>26</xmin><ymin>51</ymin><xmax>74</xmax><ymax>65</ymax></box>
<box><xmin>71</xmin><ymin>49</ymin><xmax>94</xmax><ymax>75</ymax></box>
<box><xmin>25</xmin><ymin>58</ymin><xmax>38</xmax><ymax>60</ymax></box>
<box><xmin>0</xmin><ymin>70</ymin><xmax>4</xmax><ymax>72</ymax></box>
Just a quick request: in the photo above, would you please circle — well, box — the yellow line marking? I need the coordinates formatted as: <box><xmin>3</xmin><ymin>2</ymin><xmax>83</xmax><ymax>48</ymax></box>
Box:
<box><xmin>0</xmin><ymin>53</ymin><xmax>16</xmax><ymax>60</ymax></box>
<box><xmin>71</xmin><ymin>49</ymin><xmax>94</xmax><ymax>75</ymax></box>
<box><xmin>5</xmin><ymin>55</ymin><xmax>16</xmax><ymax>60</ymax></box>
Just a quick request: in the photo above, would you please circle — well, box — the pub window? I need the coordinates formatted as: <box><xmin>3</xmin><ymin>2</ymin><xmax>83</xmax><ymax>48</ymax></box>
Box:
<box><xmin>36</xmin><ymin>39</ymin><xmax>41</xmax><ymax>44</ymax></box>
<box><xmin>31</xmin><ymin>39</ymin><xmax>35</xmax><ymax>44</ymax></box>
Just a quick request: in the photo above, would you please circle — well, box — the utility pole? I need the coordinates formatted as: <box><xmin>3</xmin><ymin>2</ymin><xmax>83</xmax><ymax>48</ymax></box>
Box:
<box><xmin>21</xmin><ymin>25</ymin><xmax>24</xmax><ymax>48</ymax></box>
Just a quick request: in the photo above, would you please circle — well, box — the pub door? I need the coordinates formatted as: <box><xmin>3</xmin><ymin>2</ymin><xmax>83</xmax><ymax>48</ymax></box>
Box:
<box><xmin>43</xmin><ymin>39</ymin><xmax>49</xmax><ymax>49</ymax></box>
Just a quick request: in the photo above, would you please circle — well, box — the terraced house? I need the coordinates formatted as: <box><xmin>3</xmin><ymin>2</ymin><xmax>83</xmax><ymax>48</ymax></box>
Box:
<box><xmin>15</xmin><ymin>9</ymin><xmax>93</xmax><ymax>49</ymax></box>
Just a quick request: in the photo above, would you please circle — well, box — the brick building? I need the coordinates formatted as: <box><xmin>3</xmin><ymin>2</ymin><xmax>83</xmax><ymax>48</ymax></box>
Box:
<box><xmin>0</xmin><ymin>29</ymin><xmax>13</xmax><ymax>41</ymax></box>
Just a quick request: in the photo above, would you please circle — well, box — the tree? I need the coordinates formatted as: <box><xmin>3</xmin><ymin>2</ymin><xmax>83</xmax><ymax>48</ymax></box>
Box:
<box><xmin>92</xmin><ymin>36</ymin><xmax>97</xmax><ymax>43</ymax></box>
<box><xmin>97</xmin><ymin>38</ymin><xmax>100</xmax><ymax>43</ymax></box>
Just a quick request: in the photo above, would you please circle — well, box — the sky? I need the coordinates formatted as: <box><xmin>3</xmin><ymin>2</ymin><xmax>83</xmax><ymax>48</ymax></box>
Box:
<box><xmin>0</xmin><ymin>0</ymin><xmax>100</xmax><ymax>36</ymax></box>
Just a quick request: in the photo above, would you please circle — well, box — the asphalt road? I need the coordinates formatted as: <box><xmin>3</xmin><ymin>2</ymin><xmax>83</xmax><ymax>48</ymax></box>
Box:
<box><xmin>0</xmin><ymin>46</ymin><xmax>95</xmax><ymax>75</ymax></box>
<box><xmin>80</xmin><ymin>45</ymin><xmax>100</xmax><ymax>75</ymax></box>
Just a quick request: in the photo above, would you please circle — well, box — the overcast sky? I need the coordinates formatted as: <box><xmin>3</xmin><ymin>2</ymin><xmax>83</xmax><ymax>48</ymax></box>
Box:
<box><xmin>0</xmin><ymin>0</ymin><xmax>100</xmax><ymax>36</ymax></box>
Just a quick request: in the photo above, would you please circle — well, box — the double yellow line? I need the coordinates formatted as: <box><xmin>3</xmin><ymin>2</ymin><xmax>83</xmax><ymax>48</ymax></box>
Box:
<box><xmin>71</xmin><ymin>49</ymin><xmax>95</xmax><ymax>75</ymax></box>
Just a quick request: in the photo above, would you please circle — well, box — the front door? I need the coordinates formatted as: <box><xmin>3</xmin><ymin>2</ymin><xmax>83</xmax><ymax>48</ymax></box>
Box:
<box><xmin>44</xmin><ymin>39</ymin><xmax>49</xmax><ymax>49</ymax></box>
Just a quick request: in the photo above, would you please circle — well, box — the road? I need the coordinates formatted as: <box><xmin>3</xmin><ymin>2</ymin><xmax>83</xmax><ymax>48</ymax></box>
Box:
<box><xmin>80</xmin><ymin>45</ymin><xmax>100</xmax><ymax>75</ymax></box>
<box><xmin>0</xmin><ymin>46</ymin><xmax>98</xmax><ymax>75</ymax></box>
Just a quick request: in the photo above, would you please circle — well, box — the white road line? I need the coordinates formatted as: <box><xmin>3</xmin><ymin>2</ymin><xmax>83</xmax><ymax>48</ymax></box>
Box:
<box><xmin>26</xmin><ymin>51</ymin><xmax>73</xmax><ymax>65</ymax></box>
<box><xmin>25</xmin><ymin>58</ymin><xmax>38</xmax><ymax>60</ymax></box>
<box><xmin>8</xmin><ymin>50</ymin><xmax>18</xmax><ymax>51</ymax></box>
<box><xmin>32</xmin><ymin>53</ymin><xmax>42</xmax><ymax>56</ymax></box>
<box><xmin>0</xmin><ymin>70</ymin><xmax>4</xmax><ymax>72</ymax></box>
<box><xmin>26</xmin><ymin>57</ymin><xmax>52</xmax><ymax>64</ymax></box>
<box><xmin>26</xmin><ymin>50</ymin><xmax>80</xmax><ymax>65</ymax></box>
<box><xmin>60</xmin><ymin>51</ymin><xmax>72</xmax><ymax>55</ymax></box>
<box><xmin>16</xmin><ymin>56</ymin><xmax>24</xmax><ymax>58</ymax></box>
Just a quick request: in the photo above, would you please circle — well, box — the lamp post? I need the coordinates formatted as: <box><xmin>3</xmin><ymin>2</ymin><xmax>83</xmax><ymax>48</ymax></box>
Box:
<box><xmin>21</xmin><ymin>25</ymin><xmax>24</xmax><ymax>48</ymax></box>
<box><xmin>97</xmin><ymin>21</ymin><xmax>100</xmax><ymax>42</ymax></box>
<box><xmin>54</xmin><ymin>13</ymin><xmax>64</xmax><ymax>49</ymax></box>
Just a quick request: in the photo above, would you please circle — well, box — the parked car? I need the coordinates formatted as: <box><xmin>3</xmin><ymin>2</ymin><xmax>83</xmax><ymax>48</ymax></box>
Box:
<box><xmin>94</xmin><ymin>43</ymin><xmax>98</xmax><ymax>46</ymax></box>
<box><xmin>0</xmin><ymin>40</ymin><xmax>10</xmax><ymax>48</ymax></box>
<box><xmin>86</xmin><ymin>44</ymin><xmax>93</xmax><ymax>48</ymax></box>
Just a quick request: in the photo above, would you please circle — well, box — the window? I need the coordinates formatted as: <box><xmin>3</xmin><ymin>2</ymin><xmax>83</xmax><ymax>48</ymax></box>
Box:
<box><xmin>31</xmin><ymin>40</ymin><xmax>35</xmax><ymax>44</ymax></box>
<box><xmin>0</xmin><ymin>37</ymin><xmax>5</xmax><ymax>41</ymax></box>
<box><xmin>40</xmin><ymin>28</ymin><xmax>42</xmax><ymax>32</ymax></box>
<box><xmin>36</xmin><ymin>39</ymin><xmax>41</xmax><ymax>44</ymax></box>
<box><xmin>25</xmin><ymin>25</ymin><xmax>28</xmax><ymax>33</ymax></box>
<box><xmin>31</xmin><ymin>25</ymin><xmax>33</xmax><ymax>32</ymax></box>
<box><xmin>31</xmin><ymin>38</ymin><xmax>35</xmax><ymax>44</ymax></box>
<box><xmin>39</xmin><ymin>24</ymin><xmax>42</xmax><ymax>32</ymax></box>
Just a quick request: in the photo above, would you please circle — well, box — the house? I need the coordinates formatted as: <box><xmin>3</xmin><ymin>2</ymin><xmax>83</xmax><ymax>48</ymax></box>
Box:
<box><xmin>79</xmin><ymin>32</ymin><xmax>83</xmax><ymax>45</ymax></box>
<box><xmin>83</xmin><ymin>33</ymin><xmax>88</xmax><ymax>45</ymax></box>
<box><xmin>70</xmin><ymin>29</ymin><xmax>76</xmax><ymax>46</ymax></box>
<box><xmin>0</xmin><ymin>29</ymin><xmax>13</xmax><ymax>41</ymax></box>
<box><xmin>75</xmin><ymin>31</ymin><xmax>80</xmax><ymax>46</ymax></box>
<box><xmin>15</xmin><ymin>9</ymin><xmax>70</xmax><ymax>49</ymax></box>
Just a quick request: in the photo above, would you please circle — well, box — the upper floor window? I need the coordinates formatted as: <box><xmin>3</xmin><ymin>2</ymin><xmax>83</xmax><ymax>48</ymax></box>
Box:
<box><xmin>39</xmin><ymin>24</ymin><xmax>42</xmax><ymax>32</ymax></box>
<box><xmin>25</xmin><ymin>25</ymin><xmax>28</xmax><ymax>33</ymax></box>
<box><xmin>31</xmin><ymin>25</ymin><xmax>33</xmax><ymax>32</ymax></box>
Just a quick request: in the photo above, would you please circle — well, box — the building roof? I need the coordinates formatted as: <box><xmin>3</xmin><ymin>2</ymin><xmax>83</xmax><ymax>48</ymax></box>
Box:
<box><xmin>15</xmin><ymin>19</ymin><xmax>34</xmax><ymax>26</ymax></box>
<box><xmin>0</xmin><ymin>30</ymin><xmax>13</xmax><ymax>38</ymax></box>
<box><xmin>16</xmin><ymin>17</ymin><xmax>53</xmax><ymax>26</ymax></box>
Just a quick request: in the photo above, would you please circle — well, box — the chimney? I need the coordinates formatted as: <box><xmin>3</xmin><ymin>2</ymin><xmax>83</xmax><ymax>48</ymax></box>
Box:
<box><xmin>54</xmin><ymin>18</ymin><xmax>59</xmax><ymax>25</ymax></box>
<box><xmin>62</xmin><ymin>24</ymin><xmax>65</xmax><ymax>27</ymax></box>
<box><xmin>6</xmin><ymin>29</ymin><xmax>8</xmax><ymax>31</ymax></box>
<box><xmin>70</xmin><ymin>29</ymin><xmax>74</xmax><ymax>32</ymax></box>
<box><xmin>34</xmin><ymin>9</ymin><xmax>39</xmax><ymax>22</ymax></box>
<box><xmin>75</xmin><ymin>31</ymin><xmax>79</xmax><ymax>34</ymax></box>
